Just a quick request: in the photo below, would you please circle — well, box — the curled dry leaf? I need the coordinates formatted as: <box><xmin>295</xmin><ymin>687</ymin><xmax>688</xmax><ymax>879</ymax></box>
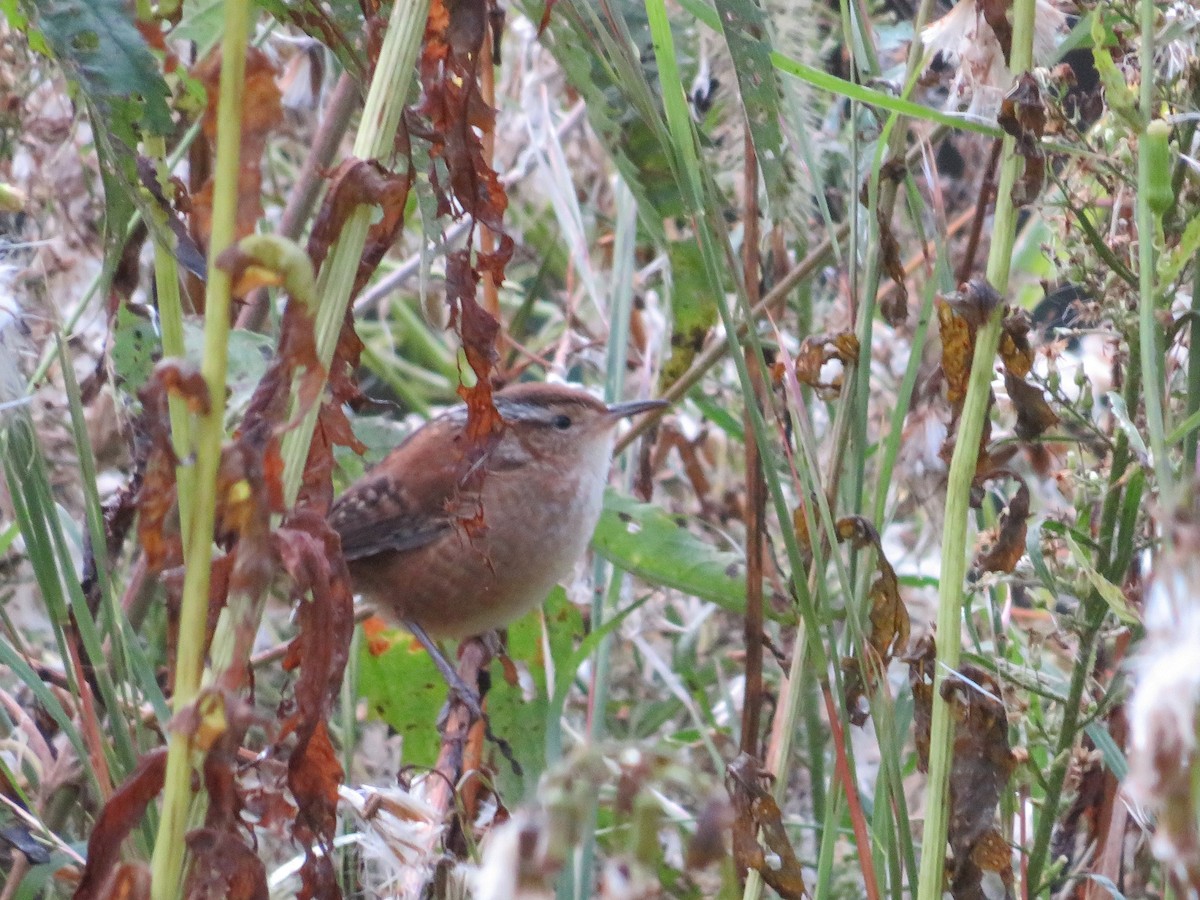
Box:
<box><xmin>878</xmin><ymin>203</ymin><xmax>909</xmax><ymax>325</ymax></box>
<box><xmin>414</xmin><ymin>0</ymin><xmax>508</xmax><ymax>437</ymax></box>
<box><xmin>305</xmin><ymin>158</ymin><xmax>412</xmax><ymax>297</ymax></box>
<box><xmin>190</xmin><ymin>47</ymin><xmax>283</xmax><ymax>252</ymax></box>
<box><xmin>998</xmin><ymin>310</ymin><xmax>1033</xmax><ymax>378</ymax></box>
<box><xmin>778</xmin><ymin>331</ymin><xmax>860</xmax><ymax>400</ymax></box>
<box><xmin>276</xmin><ymin>511</ymin><xmax>356</xmax><ymax>899</ymax></box>
<box><xmin>726</xmin><ymin>753</ymin><xmax>806</xmax><ymax>899</ymax></box>
<box><xmin>938</xmin><ymin>279</ymin><xmax>1003</xmax><ymax>406</ymax></box>
<box><xmin>73</xmin><ymin>749</ymin><xmax>167</xmax><ymax>900</ymax></box>
<box><xmin>1005</xmin><ymin>371</ymin><xmax>1059</xmax><ymax>442</ymax></box>
<box><xmin>184</xmin><ymin>831</ymin><xmax>269</xmax><ymax>900</ymax></box>
<box><xmin>937</xmin><ymin>279</ymin><xmax>1005</xmax><ymax>468</ymax></box>
<box><xmin>972</xmin><ymin>474</ymin><xmax>1030</xmax><ymax>576</ymax></box>
<box><xmin>909</xmin><ymin>643</ymin><xmax>1018</xmax><ymax>898</ymax></box>
<box><xmin>834</xmin><ymin>516</ymin><xmax>910</xmax><ymax>725</ymax></box>
<box><xmin>185</xmin><ymin>696</ymin><xmax>267</xmax><ymax>900</ymax></box>
<box><xmin>998</xmin><ymin>73</ymin><xmax>1047</xmax><ymax>207</ymax></box>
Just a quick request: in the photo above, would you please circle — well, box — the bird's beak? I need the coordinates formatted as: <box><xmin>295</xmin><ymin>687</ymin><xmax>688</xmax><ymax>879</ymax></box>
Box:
<box><xmin>605</xmin><ymin>398</ymin><xmax>669</xmax><ymax>420</ymax></box>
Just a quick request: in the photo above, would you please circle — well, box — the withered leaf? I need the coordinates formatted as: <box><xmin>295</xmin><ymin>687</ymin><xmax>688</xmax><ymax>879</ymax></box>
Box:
<box><xmin>980</xmin><ymin>0</ymin><xmax>1013</xmax><ymax>62</ymax></box>
<box><xmin>306</xmin><ymin>158</ymin><xmax>412</xmax><ymax>285</ymax></box>
<box><xmin>998</xmin><ymin>310</ymin><xmax>1033</xmax><ymax>378</ymax></box>
<box><xmin>834</xmin><ymin>517</ymin><xmax>909</xmax><ymax>725</ymax></box>
<box><xmin>274</xmin><ymin>512</ymin><xmax>355</xmax><ymax>900</ymax></box>
<box><xmin>1005</xmin><ymin>371</ymin><xmax>1059</xmax><ymax>441</ymax></box>
<box><xmin>74</xmin><ymin>750</ymin><xmax>167</xmax><ymax>900</ymax></box>
<box><xmin>972</xmin><ymin>476</ymin><xmax>1030</xmax><ymax>576</ymax></box>
<box><xmin>908</xmin><ymin>636</ymin><xmax>936</xmax><ymax>772</ymax></box>
<box><xmin>785</xmin><ymin>331</ymin><xmax>860</xmax><ymax>400</ymax></box>
<box><xmin>446</xmin><ymin>248</ymin><xmax>503</xmax><ymax>445</ymax></box>
<box><xmin>937</xmin><ymin>297</ymin><xmax>975</xmax><ymax>409</ymax></box>
<box><xmin>878</xmin><ymin>204</ymin><xmax>908</xmax><ymax>325</ymax></box>
<box><xmin>998</xmin><ymin>73</ymin><xmax>1047</xmax><ymax>206</ymax></box>
<box><xmin>415</xmin><ymin>0</ymin><xmax>512</xmax><ymax>405</ymax></box>
<box><xmin>190</xmin><ymin>48</ymin><xmax>282</xmax><ymax>249</ymax></box>
<box><xmin>910</xmin><ymin>645</ymin><xmax>1017</xmax><ymax>899</ymax></box>
<box><xmin>185</xmin><ymin>830</ymin><xmax>269</xmax><ymax>900</ymax></box>
<box><xmin>945</xmin><ymin>666</ymin><xmax>1018</xmax><ymax>898</ymax></box>
<box><xmin>726</xmin><ymin>753</ymin><xmax>806</xmax><ymax>898</ymax></box>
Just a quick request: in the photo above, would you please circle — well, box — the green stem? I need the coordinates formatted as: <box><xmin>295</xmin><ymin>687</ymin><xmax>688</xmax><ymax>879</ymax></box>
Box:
<box><xmin>144</xmin><ymin>133</ymin><xmax>195</xmax><ymax>542</ymax></box>
<box><xmin>915</xmin><ymin>0</ymin><xmax>1036</xmax><ymax>895</ymax></box>
<box><xmin>1186</xmin><ymin>251</ymin><xmax>1200</xmax><ymax>471</ymax></box>
<box><xmin>278</xmin><ymin>0</ymin><xmax>428</xmax><ymax>507</ymax></box>
<box><xmin>1136</xmin><ymin>0</ymin><xmax>1170</xmax><ymax>507</ymax></box>
<box><xmin>1024</xmin><ymin>326</ymin><xmax>1143</xmax><ymax>890</ymax></box>
<box><xmin>149</xmin><ymin>2</ymin><xmax>252</xmax><ymax>894</ymax></box>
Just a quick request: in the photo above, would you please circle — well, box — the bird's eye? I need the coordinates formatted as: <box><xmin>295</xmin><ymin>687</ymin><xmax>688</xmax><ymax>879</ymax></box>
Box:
<box><xmin>552</xmin><ymin>414</ymin><xmax>572</xmax><ymax>430</ymax></box>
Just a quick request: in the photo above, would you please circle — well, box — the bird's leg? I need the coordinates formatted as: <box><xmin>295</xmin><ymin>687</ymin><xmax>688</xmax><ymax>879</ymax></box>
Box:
<box><xmin>402</xmin><ymin>618</ymin><xmax>485</xmax><ymax>725</ymax></box>
<box><xmin>404</xmin><ymin>620</ymin><xmax>523</xmax><ymax>776</ymax></box>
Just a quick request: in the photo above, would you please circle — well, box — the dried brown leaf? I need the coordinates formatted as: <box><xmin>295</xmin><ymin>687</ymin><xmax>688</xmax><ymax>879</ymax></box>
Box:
<box><xmin>973</xmin><ymin>476</ymin><xmax>1030</xmax><ymax>576</ymax></box>
<box><xmin>73</xmin><ymin>750</ymin><xmax>167</xmax><ymax>900</ymax></box>
<box><xmin>834</xmin><ymin>517</ymin><xmax>909</xmax><ymax>724</ymax></box>
<box><xmin>998</xmin><ymin>310</ymin><xmax>1033</xmax><ymax>378</ymax></box>
<box><xmin>998</xmin><ymin>73</ymin><xmax>1047</xmax><ymax>206</ymax></box>
<box><xmin>190</xmin><ymin>48</ymin><xmax>282</xmax><ymax>249</ymax></box>
<box><xmin>1005</xmin><ymin>371</ymin><xmax>1059</xmax><ymax>441</ymax></box>
<box><xmin>305</xmin><ymin>158</ymin><xmax>412</xmax><ymax>294</ymax></box>
<box><xmin>786</xmin><ymin>331</ymin><xmax>860</xmax><ymax>399</ymax></box>
<box><xmin>726</xmin><ymin>754</ymin><xmax>806</xmax><ymax>898</ymax></box>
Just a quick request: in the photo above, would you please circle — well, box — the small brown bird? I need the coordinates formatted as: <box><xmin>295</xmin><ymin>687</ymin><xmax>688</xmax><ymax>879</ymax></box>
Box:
<box><xmin>329</xmin><ymin>382</ymin><xmax>665</xmax><ymax>639</ymax></box>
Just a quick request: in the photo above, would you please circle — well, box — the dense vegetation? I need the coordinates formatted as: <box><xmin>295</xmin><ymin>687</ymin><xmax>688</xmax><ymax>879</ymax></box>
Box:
<box><xmin>0</xmin><ymin>0</ymin><xmax>1198</xmax><ymax>897</ymax></box>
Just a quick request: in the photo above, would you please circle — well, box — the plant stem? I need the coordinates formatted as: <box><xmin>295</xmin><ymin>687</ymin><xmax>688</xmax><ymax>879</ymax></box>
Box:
<box><xmin>1136</xmin><ymin>0</ymin><xmax>1170</xmax><ymax>507</ymax></box>
<box><xmin>149</xmin><ymin>2</ymin><xmax>252</xmax><ymax>895</ymax></box>
<box><xmin>915</xmin><ymin>0</ymin><xmax>1035</xmax><ymax>895</ymax></box>
<box><xmin>278</xmin><ymin>0</ymin><xmax>428</xmax><ymax>507</ymax></box>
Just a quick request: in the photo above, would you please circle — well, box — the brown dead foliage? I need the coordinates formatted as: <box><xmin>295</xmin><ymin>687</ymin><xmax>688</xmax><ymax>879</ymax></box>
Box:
<box><xmin>775</xmin><ymin>331</ymin><xmax>859</xmax><ymax>400</ymax></box>
<box><xmin>909</xmin><ymin>638</ymin><xmax>1018</xmax><ymax>898</ymax></box>
<box><xmin>413</xmin><ymin>0</ymin><xmax>510</xmax><ymax>436</ymax></box>
<box><xmin>726</xmin><ymin>753</ymin><xmax>806</xmax><ymax>898</ymax></box>
<box><xmin>998</xmin><ymin>310</ymin><xmax>1033</xmax><ymax>378</ymax></box>
<box><xmin>938</xmin><ymin>278</ymin><xmax>1002</xmax><ymax>414</ymax></box>
<box><xmin>305</xmin><ymin>158</ymin><xmax>413</xmax><ymax>298</ymax></box>
<box><xmin>277</xmin><ymin>510</ymin><xmax>356</xmax><ymax>899</ymax></box>
<box><xmin>834</xmin><ymin>517</ymin><xmax>910</xmax><ymax>725</ymax></box>
<box><xmin>190</xmin><ymin>48</ymin><xmax>283</xmax><ymax>261</ymax></box>
<box><xmin>998</xmin><ymin>73</ymin><xmax>1047</xmax><ymax>207</ymax></box>
<box><xmin>73</xmin><ymin>749</ymin><xmax>167</xmax><ymax>900</ymax></box>
<box><xmin>1005</xmin><ymin>371</ymin><xmax>1059</xmax><ymax>442</ymax></box>
<box><xmin>185</xmin><ymin>695</ymin><xmax>267</xmax><ymax>900</ymax></box>
<box><xmin>972</xmin><ymin>474</ymin><xmax>1030</xmax><ymax>577</ymax></box>
<box><xmin>935</xmin><ymin>278</ymin><xmax>1053</xmax><ymax>476</ymax></box>
<box><xmin>122</xmin><ymin>283</ymin><xmax>357</xmax><ymax>896</ymax></box>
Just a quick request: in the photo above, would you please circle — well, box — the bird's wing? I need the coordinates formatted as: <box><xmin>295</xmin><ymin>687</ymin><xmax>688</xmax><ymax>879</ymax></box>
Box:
<box><xmin>329</xmin><ymin>471</ymin><xmax>454</xmax><ymax>560</ymax></box>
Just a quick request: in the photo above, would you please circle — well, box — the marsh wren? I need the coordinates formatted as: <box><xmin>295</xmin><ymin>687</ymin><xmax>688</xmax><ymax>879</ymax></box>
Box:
<box><xmin>329</xmin><ymin>382</ymin><xmax>665</xmax><ymax>639</ymax></box>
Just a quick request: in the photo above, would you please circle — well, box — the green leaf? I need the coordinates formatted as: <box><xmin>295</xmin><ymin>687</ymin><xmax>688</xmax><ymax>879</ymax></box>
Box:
<box><xmin>111</xmin><ymin>303</ymin><xmax>159</xmax><ymax>395</ymax></box>
<box><xmin>1065</xmin><ymin>534</ymin><xmax>1139</xmax><ymax>625</ymax></box>
<box><xmin>30</xmin><ymin>0</ymin><xmax>173</xmax><ymax>137</ymax></box>
<box><xmin>712</xmin><ymin>0</ymin><xmax>790</xmax><ymax>211</ymax></box>
<box><xmin>486</xmin><ymin>588</ymin><xmax>585</xmax><ymax>800</ymax></box>
<box><xmin>592</xmin><ymin>490</ymin><xmax>794</xmax><ymax>623</ymax></box>
<box><xmin>662</xmin><ymin>239</ymin><xmax>720</xmax><ymax>387</ymax></box>
<box><xmin>356</xmin><ymin>630</ymin><xmax>444</xmax><ymax>769</ymax></box>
